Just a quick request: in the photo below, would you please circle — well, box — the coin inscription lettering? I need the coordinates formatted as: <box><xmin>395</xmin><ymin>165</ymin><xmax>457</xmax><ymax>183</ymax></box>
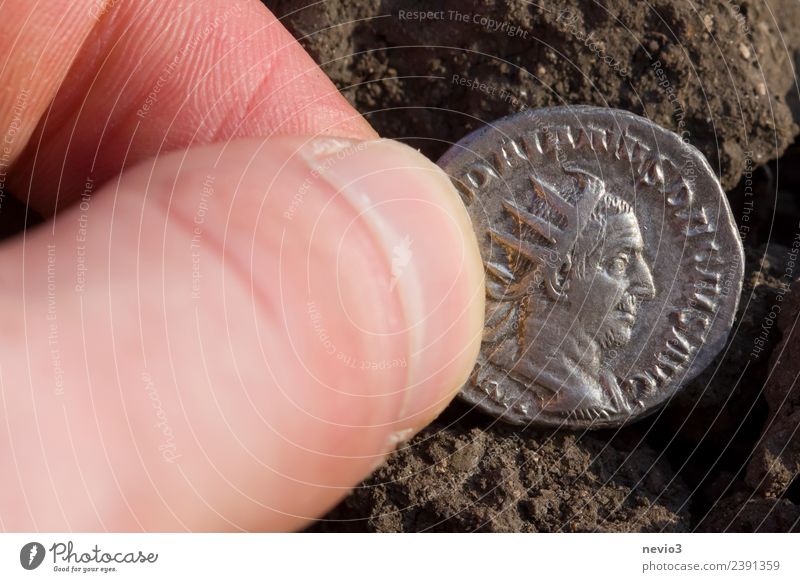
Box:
<box><xmin>438</xmin><ymin>106</ymin><xmax>744</xmax><ymax>428</ymax></box>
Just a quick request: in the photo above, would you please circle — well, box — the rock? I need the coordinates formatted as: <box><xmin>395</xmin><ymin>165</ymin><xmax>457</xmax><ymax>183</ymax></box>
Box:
<box><xmin>268</xmin><ymin>0</ymin><xmax>800</xmax><ymax>190</ymax></box>
<box><xmin>746</xmin><ymin>276</ymin><xmax>800</xmax><ymax>497</ymax></box>
<box><xmin>309</xmin><ymin>405</ymin><xmax>691</xmax><ymax>532</ymax></box>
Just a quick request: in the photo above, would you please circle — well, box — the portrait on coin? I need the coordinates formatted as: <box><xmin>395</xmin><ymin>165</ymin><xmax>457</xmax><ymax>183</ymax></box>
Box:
<box><xmin>481</xmin><ymin>166</ymin><xmax>656</xmax><ymax>420</ymax></box>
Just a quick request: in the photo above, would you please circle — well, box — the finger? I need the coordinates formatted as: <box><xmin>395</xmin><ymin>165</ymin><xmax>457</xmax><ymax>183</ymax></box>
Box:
<box><xmin>0</xmin><ymin>136</ymin><xmax>484</xmax><ymax>531</ymax></box>
<box><xmin>2</xmin><ymin>0</ymin><xmax>376</xmax><ymax>214</ymax></box>
<box><xmin>0</xmin><ymin>0</ymin><xmax>99</xmax><ymax>167</ymax></box>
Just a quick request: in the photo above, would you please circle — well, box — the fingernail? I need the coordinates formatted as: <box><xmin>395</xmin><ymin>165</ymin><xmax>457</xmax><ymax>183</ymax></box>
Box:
<box><xmin>298</xmin><ymin>138</ymin><xmax>485</xmax><ymax>434</ymax></box>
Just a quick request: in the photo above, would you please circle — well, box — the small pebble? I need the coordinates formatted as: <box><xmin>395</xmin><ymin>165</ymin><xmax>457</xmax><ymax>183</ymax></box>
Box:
<box><xmin>739</xmin><ymin>44</ymin><xmax>751</xmax><ymax>59</ymax></box>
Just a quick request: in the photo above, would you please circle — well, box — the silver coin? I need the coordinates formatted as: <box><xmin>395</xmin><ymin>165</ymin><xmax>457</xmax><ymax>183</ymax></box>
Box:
<box><xmin>438</xmin><ymin>106</ymin><xmax>744</xmax><ymax>428</ymax></box>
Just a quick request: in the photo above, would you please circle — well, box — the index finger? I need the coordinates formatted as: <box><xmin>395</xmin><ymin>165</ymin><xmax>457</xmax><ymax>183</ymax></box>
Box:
<box><xmin>1</xmin><ymin>0</ymin><xmax>376</xmax><ymax>214</ymax></box>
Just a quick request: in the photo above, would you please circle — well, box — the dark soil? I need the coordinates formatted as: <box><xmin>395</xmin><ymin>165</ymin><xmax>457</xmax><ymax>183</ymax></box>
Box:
<box><xmin>266</xmin><ymin>0</ymin><xmax>800</xmax><ymax>532</ymax></box>
<box><xmin>270</xmin><ymin>0</ymin><xmax>800</xmax><ymax>191</ymax></box>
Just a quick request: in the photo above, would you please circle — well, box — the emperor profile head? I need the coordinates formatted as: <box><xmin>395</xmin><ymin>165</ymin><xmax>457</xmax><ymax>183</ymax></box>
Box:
<box><xmin>484</xmin><ymin>166</ymin><xmax>656</xmax><ymax>416</ymax></box>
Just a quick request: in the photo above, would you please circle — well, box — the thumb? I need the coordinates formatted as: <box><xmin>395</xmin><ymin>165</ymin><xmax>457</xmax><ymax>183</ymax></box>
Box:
<box><xmin>0</xmin><ymin>136</ymin><xmax>484</xmax><ymax>531</ymax></box>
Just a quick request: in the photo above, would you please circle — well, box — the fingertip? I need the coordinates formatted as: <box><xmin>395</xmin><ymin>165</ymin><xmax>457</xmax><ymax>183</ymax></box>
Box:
<box><xmin>298</xmin><ymin>137</ymin><xmax>486</xmax><ymax>436</ymax></box>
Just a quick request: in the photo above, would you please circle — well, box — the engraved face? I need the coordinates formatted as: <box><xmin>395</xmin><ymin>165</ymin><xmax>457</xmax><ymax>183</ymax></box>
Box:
<box><xmin>478</xmin><ymin>182</ymin><xmax>659</xmax><ymax>419</ymax></box>
<box><xmin>570</xmin><ymin>212</ymin><xmax>656</xmax><ymax>350</ymax></box>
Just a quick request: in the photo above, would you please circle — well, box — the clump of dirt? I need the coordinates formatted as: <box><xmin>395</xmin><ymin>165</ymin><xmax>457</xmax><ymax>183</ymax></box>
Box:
<box><xmin>642</xmin><ymin>243</ymin><xmax>789</xmax><ymax>520</ymax></box>
<box><xmin>265</xmin><ymin>0</ymin><xmax>800</xmax><ymax>531</ymax></box>
<box><xmin>310</xmin><ymin>410</ymin><xmax>691</xmax><ymax>532</ymax></box>
<box><xmin>745</xmin><ymin>277</ymin><xmax>800</xmax><ymax>498</ymax></box>
<box><xmin>270</xmin><ymin>0</ymin><xmax>800</xmax><ymax>190</ymax></box>
<box><xmin>698</xmin><ymin>493</ymin><xmax>800</xmax><ymax>532</ymax></box>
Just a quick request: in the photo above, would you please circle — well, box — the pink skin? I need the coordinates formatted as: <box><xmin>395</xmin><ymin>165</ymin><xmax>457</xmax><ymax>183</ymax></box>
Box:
<box><xmin>0</xmin><ymin>1</ymin><xmax>484</xmax><ymax>530</ymax></box>
<box><xmin>6</xmin><ymin>0</ymin><xmax>377</xmax><ymax>214</ymax></box>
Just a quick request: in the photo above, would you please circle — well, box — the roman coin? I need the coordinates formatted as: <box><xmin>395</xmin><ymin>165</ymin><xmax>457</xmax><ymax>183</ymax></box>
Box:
<box><xmin>438</xmin><ymin>106</ymin><xmax>744</xmax><ymax>428</ymax></box>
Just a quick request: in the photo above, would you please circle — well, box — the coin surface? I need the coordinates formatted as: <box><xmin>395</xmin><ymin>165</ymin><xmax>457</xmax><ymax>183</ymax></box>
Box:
<box><xmin>438</xmin><ymin>106</ymin><xmax>744</xmax><ymax>428</ymax></box>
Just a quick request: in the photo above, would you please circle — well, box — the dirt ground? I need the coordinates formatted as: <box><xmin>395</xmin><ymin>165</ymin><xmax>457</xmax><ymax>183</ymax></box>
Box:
<box><xmin>265</xmin><ymin>0</ymin><xmax>800</xmax><ymax>532</ymax></box>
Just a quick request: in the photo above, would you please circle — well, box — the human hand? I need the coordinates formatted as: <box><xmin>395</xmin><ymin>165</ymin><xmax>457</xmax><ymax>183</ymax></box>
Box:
<box><xmin>0</xmin><ymin>0</ymin><xmax>483</xmax><ymax>531</ymax></box>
